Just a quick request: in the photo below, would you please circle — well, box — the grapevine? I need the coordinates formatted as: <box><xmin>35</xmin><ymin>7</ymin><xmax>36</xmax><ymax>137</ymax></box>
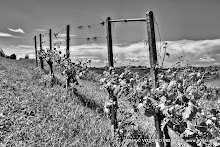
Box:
<box><xmin>100</xmin><ymin>65</ymin><xmax>220</xmax><ymax>146</ymax></box>
<box><xmin>38</xmin><ymin>47</ymin><xmax>90</xmax><ymax>88</ymax></box>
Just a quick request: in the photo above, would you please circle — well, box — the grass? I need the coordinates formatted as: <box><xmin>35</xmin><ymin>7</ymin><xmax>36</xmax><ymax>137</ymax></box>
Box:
<box><xmin>0</xmin><ymin>57</ymin><xmax>119</xmax><ymax>147</ymax></box>
<box><xmin>0</xmin><ymin>57</ymin><xmax>155</xmax><ymax>147</ymax></box>
<box><xmin>0</xmin><ymin>57</ymin><xmax>219</xmax><ymax>147</ymax></box>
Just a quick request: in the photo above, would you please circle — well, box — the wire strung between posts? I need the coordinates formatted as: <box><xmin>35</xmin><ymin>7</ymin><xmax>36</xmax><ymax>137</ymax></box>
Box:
<box><xmin>70</xmin><ymin>21</ymin><xmax>105</xmax><ymax>36</ymax></box>
<box><xmin>41</xmin><ymin>35</ymin><xmax>50</xmax><ymax>45</ymax></box>
<box><xmin>51</xmin><ymin>27</ymin><xmax>67</xmax><ymax>49</ymax></box>
<box><xmin>70</xmin><ymin>36</ymin><xmax>106</xmax><ymax>44</ymax></box>
<box><xmin>42</xmin><ymin>32</ymin><xmax>48</xmax><ymax>38</ymax></box>
<box><xmin>54</xmin><ymin>28</ymin><xmax>66</xmax><ymax>39</ymax></box>
<box><xmin>36</xmin><ymin>18</ymin><xmax>149</xmax><ymax>49</ymax></box>
<box><xmin>69</xmin><ymin>21</ymin><xmax>106</xmax><ymax>43</ymax></box>
<box><xmin>153</xmin><ymin>15</ymin><xmax>162</xmax><ymax>57</ymax></box>
<box><xmin>71</xmin><ymin>21</ymin><xmax>105</xmax><ymax>30</ymax></box>
<box><xmin>35</xmin><ymin>31</ymin><xmax>49</xmax><ymax>46</ymax></box>
<box><xmin>70</xmin><ymin>36</ymin><xmax>106</xmax><ymax>40</ymax></box>
<box><xmin>68</xmin><ymin>35</ymin><xmax>147</xmax><ymax>45</ymax></box>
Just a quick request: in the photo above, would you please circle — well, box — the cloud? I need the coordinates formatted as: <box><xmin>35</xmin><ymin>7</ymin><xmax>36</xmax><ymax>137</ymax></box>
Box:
<box><xmin>0</xmin><ymin>32</ymin><xmax>25</xmax><ymax>38</ymax></box>
<box><xmin>195</xmin><ymin>57</ymin><xmax>216</xmax><ymax>62</ymax></box>
<box><xmin>12</xmin><ymin>36</ymin><xmax>25</xmax><ymax>39</ymax></box>
<box><xmin>154</xmin><ymin>39</ymin><xmax>220</xmax><ymax>67</ymax></box>
<box><xmin>90</xmin><ymin>58</ymin><xmax>102</xmax><ymax>63</ymax></box>
<box><xmin>59</xmin><ymin>34</ymin><xmax>76</xmax><ymax>37</ymax></box>
<box><xmin>0</xmin><ymin>32</ymin><xmax>14</xmax><ymax>37</ymax></box>
<box><xmin>1</xmin><ymin>45</ymin><xmax>34</xmax><ymax>59</ymax></box>
<box><xmin>75</xmin><ymin>56</ymin><xmax>100</xmax><ymax>59</ymax></box>
<box><xmin>214</xmin><ymin>63</ymin><xmax>220</xmax><ymax>66</ymax></box>
<box><xmin>54</xmin><ymin>38</ymin><xmax>66</xmax><ymax>42</ymax></box>
<box><xmin>113</xmin><ymin>44</ymin><xmax>125</xmax><ymax>46</ymax></box>
<box><xmin>35</xmin><ymin>29</ymin><xmax>47</xmax><ymax>32</ymax></box>
<box><xmin>114</xmin><ymin>55</ymin><xmax>123</xmax><ymax>64</ymax></box>
<box><xmin>1</xmin><ymin>38</ymin><xmax>220</xmax><ymax>67</ymax></box>
<box><xmin>8</xmin><ymin>28</ymin><xmax>25</xmax><ymax>33</ymax></box>
<box><xmin>125</xmin><ymin>57</ymin><xmax>140</xmax><ymax>63</ymax></box>
<box><xmin>16</xmin><ymin>45</ymin><xmax>33</xmax><ymax>49</ymax></box>
<box><xmin>78</xmin><ymin>47</ymin><xmax>103</xmax><ymax>50</ymax></box>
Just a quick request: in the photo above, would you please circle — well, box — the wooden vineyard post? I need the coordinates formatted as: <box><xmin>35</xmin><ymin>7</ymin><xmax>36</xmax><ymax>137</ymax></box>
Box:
<box><xmin>34</xmin><ymin>36</ymin><xmax>38</xmax><ymax>67</ymax></box>
<box><xmin>146</xmin><ymin>11</ymin><xmax>158</xmax><ymax>88</ymax></box>
<box><xmin>109</xmin><ymin>82</ymin><xmax>118</xmax><ymax>138</ymax></box>
<box><xmin>145</xmin><ymin>12</ymin><xmax>200</xmax><ymax>147</ymax></box>
<box><xmin>106</xmin><ymin>17</ymin><xmax>114</xmax><ymax>67</ymax></box>
<box><xmin>146</xmin><ymin>11</ymin><xmax>165</xmax><ymax>147</ymax></box>
<box><xmin>66</xmin><ymin>25</ymin><xmax>70</xmax><ymax>89</ymax></box>
<box><xmin>48</xmin><ymin>29</ymin><xmax>54</xmax><ymax>76</ymax></box>
<box><xmin>39</xmin><ymin>34</ymin><xmax>44</xmax><ymax>70</ymax></box>
<box><xmin>106</xmin><ymin>17</ymin><xmax>118</xmax><ymax>138</ymax></box>
<box><xmin>49</xmin><ymin>29</ymin><xmax>52</xmax><ymax>51</ymax></box>
<box><xmin>66</xmin><ymin>25</ymin><xmax>70</xmax><ymax>59</ymax></box>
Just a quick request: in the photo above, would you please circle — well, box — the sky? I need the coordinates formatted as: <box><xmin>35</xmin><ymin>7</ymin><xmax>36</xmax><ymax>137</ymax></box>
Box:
<box><xmin>0</xmin><ymin>0</ymin><xmax>220</xmax><ymax>67</ymax></box>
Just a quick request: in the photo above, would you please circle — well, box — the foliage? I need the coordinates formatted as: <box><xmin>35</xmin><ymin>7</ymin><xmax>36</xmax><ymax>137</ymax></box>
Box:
<box><xmin>0</xmin><ymin>56</ymin><xmax>119</xmax><ymax>147</ymax></box>
<box><xmin>38</xmin><ymin>47</ymin><xmax>90</xmax><ymax>87</ymax></box>
<box><xmin>0</xmin><ymin>48</ymin><xmax>5</xmax><ymax>57</ymax></box>
<box><xmin>24</xmin><ymin>54</ymin><xmax>29</xmax><ymax>59</ymax></box>
<box><xmin>100</xmin><ymin>64</ymin><xmax>220</xmax><ymax>146</ymax></box>
<box><xmin>9</xmin><ymin>54</ymin><xmax>16</xmax><ymax>60</ymax></box>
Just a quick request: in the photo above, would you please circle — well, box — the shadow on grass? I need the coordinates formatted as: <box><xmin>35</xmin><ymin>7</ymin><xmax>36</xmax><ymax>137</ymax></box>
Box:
<box><xmin>69</xmin><ymin>87</ymin><xmax>155</xmax><ymax>147</ymax></box>
<box><xmin>70</xmin><ymin>88</ymin><xmax>105</xmax><ymax>116</ymax></box>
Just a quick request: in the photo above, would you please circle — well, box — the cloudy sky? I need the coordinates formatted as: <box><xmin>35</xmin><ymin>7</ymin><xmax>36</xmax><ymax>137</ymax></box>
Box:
<box><xmin>0</xmin><ymin>0</ymin><xmax>220</xmax><ymax>67</ymax></box>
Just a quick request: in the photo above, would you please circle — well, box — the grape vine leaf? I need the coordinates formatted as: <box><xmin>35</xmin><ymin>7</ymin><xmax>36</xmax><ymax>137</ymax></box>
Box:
<box><xmin>180</xmin><ymin>129</ymin><xmax>194</xmax><ymax>138</ymax></box>
<box><xmin>182</xmin><ymin>104</ymin><xmax>197</xmax><ymax>121</ymax></box>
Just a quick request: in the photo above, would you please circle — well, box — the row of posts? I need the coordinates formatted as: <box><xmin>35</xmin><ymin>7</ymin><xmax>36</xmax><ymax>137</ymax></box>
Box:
<box><xmin>106</xmin><ymin>11</ymin><xmax>168</xmax><ymax>147</ymax></box>
<box><xmin>34</xmin><ymin>11</ymin><xmax>171</xmax><ymax>147</ymax></box>
<box><xmin>34</xmin><ymin>25</ymin><xmax>70</xmax><ymax>69</ymax></box>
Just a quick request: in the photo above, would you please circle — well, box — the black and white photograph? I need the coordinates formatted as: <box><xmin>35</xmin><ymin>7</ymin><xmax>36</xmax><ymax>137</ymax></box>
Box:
<box><xmin>0</xmin><ymin>0</ymin><xmax>219</xmax><ymax>147</ymax></box>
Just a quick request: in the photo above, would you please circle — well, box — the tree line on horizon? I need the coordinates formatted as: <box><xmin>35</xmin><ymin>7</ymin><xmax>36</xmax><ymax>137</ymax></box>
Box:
<box><xmin>0</xmin><ymin>48</ymin><xmax>30</xmax><ymax>60</ymax></box>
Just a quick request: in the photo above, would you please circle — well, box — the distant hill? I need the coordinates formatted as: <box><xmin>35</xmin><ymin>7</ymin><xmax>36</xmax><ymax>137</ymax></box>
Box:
<box><xmin>0</xmin><ymin>47</ymin><xmax>5</xmax><ymax>57</ymax></box>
